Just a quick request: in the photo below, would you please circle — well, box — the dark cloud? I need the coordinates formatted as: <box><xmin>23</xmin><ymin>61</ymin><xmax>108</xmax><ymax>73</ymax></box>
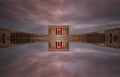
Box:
<box><xmin>0</xmin><ymin>0</ymin><xmax>120</xmax><ymax>32</ymax></box>
<box><xmin>0</xmin><ymin>0</ymin><xmax>120</xmax><ymax>26</ymax></box>
<box><xmin>0</xmin><ymin>52</ymin><xmax>120</xmax><ymax>77</ymax></box>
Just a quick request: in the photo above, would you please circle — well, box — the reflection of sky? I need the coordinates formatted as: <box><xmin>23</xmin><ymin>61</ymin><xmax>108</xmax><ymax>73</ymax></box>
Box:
<box><xmin>0</xmin><ymin>0</ymin><xmax>120</xmax><ymax>77</ymax></box>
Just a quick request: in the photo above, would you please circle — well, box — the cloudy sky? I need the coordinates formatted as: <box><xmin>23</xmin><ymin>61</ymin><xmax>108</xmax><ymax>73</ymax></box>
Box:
<box><xmin>0</xmin><ymin>0</ymin><xmax>120</xmax><ymax>77</ymax></box>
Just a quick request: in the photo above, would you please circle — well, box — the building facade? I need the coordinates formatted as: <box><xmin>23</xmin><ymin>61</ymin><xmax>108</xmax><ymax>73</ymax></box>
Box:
<box><xmin>48</xmin><ymin>26</ymin><xmax>69</xmax><ymax>51</ymax></box>
<box><xmin>0</xmin><ymin>28</ymin><xmax>34</xmax><ymax>48</ymax></box>
<box><xmin>0</xmin><ymin>26</ymin><xmax>119</xmax><ymax>50</ymax></box>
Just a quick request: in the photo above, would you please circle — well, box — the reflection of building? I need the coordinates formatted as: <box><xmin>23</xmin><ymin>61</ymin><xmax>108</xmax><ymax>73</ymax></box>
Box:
<box><xmin>0</xmin><ymin>26</ymin><xmax>120</xmax><ymax>50</ymax></box>
<box><xmin>102</xmin><ymin>28</ymin><xmax>120</xmax><ymax>48</ymax></box>
<box><xmin>70</xmin><ymin>28</ymin><xmax>120</xmax><ymax>49</ymax></box>
<box><xmin>48</xmin><ymin>26</ymin><xmax>69</xmax><ymax>51</ymax></box>
<box><xmin>0</xmin><ymin>28</ymin><xmax>34</xmax><ymax>48</ymax></box>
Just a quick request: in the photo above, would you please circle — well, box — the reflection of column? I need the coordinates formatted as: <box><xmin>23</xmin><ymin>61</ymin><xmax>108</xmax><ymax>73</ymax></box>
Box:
<box><xmin>62</xmin><ymin>42</ymin><xmax>65</xmax><ymax>49</ymax></box>
<box><xmin>60</xmin><ymin>41</ymin><xmax>69</xmax><ymax>51</ymax></box>
<box><xmin>49</xmin><ymin>42</ymin><xmax>56</xmax><ymax>51</ymax></box>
